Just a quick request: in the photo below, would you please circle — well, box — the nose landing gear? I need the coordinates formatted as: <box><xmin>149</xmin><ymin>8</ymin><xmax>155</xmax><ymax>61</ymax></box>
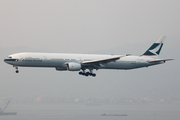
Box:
<box><xmin>14</xmin><ymin>66</ymin><xmax>19</xmax><ymax>73</ymax></box>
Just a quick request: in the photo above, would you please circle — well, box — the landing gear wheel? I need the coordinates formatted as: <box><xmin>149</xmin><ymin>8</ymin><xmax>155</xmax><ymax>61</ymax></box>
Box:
<box><xmin>85</xmin><ymin>72</ymin><xmax>89</xmax><ymax>76</ymax></box>
<box><xmin>79</xmin><ymin>71</ymin><xmax>83</xmax><ymax>75</ymax></box>
<box><xmin>78</xmin><ymin>70</ymin><xmax>96</xmax><ymax>77</ymax></box>
<box><xmin>16</xmin><ymin>70</ymin><xmax>19</xmax><ymax>73</ymax></box>
<box><xmin>92</xmin><ymin>73</ymin><xmax>96</xmax><ymax>77</ymax></box>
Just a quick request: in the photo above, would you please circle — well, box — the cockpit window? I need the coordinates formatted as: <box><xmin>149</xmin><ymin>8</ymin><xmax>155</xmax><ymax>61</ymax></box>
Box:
<box><xmin>8</xmin><ymin>56</ymin><xmax>12</xmax><ymax>58</ymax></box>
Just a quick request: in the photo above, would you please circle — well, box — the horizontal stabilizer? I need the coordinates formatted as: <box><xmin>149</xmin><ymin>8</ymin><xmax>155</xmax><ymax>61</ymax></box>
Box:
<box><xmin>148</xmin><ymin>59</ymin><xmax>174</xmax><ymax>63</ymax></box>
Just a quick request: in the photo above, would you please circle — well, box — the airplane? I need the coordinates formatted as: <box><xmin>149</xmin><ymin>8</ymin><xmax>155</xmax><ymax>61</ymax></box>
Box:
<box><xmin>4</xmin><ymin>36</ymin><xmax>173</xmax><ymax>77</ymax></box>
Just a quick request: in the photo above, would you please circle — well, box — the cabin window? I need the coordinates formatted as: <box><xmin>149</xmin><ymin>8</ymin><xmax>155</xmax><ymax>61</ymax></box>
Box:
<box><xmin>8</xmin><ymin>56</ymin><xmax>12</xmax><ymax>58</ymax></box>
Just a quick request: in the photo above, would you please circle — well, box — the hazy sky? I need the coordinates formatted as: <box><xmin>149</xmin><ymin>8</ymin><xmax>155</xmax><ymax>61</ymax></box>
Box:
<box><xmin>0</xmin><ymin>0</ymin><xmax>180</xmax><ymax>99</ymax></box>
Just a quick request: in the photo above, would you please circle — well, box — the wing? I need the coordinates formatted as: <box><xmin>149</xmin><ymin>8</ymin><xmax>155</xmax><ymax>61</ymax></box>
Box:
<box><xmin>81</xmin><ymin>55</ymin><xmax>126</xmax><ymax>69</ymax></box>
<box><xmin>82</xmin><ymin>56</ymin><xmax>120</xmax><ymax>65</ymax></box>
<box><xmin>148</xmin><ymin>59</ymin><xmax>174</xmax><ymax>63</ymax></box>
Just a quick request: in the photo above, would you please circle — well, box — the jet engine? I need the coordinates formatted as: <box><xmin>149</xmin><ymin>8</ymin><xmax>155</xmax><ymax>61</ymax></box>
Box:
<box><xmin>67</xmin><ymin>62</ymin><xmax>81</xmax><ymax>71</ymax></box>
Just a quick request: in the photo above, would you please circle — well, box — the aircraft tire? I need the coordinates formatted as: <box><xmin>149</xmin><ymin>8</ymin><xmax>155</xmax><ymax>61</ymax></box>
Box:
<box><xmin>85</xmin><ymin>73</ymin><xmax>89</xmax><ymax>76</ymax></box>
<box><xmin>79</xmin><ymin>71</ymin><xmax>82</xmax><ymax>75</ymax></box>
<box><xmin>92</xmin><ymin>74</ymin><xmax>96</xmax><ymax>77</ymax></box>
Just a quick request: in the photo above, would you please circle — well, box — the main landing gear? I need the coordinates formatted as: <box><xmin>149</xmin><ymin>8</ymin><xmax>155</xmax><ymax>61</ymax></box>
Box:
<box><xmin>79</xmin><ymin>70</ymin><xmax>96</xmax><ymax>77</ymax></box>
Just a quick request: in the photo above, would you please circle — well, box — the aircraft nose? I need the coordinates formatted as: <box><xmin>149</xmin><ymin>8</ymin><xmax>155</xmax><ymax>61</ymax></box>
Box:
<box><xmin>4</xmin><ymin>58</ymin><xmax>10</xmax><ymax>63</ymax></box>
<box><xmin>4</xmin><ymin>58</ymin><xmax>8</xmax><ymax>62</ymax></box>
<box><xmin>4</xmin><ymin>58</ymin><xmax>18</xmax><ymax>63</ymax></box>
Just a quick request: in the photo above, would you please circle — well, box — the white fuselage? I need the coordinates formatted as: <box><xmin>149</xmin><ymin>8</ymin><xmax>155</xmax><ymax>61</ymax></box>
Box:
<box><xmin>4</xmin><ymin>52</ymin><xmax>161</xmax><ymax>70</ymax></box>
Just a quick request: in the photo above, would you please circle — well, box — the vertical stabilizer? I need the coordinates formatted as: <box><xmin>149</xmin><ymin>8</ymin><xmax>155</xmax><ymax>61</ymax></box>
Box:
<box><xmin>142</xmin><ymin>36</ymin><xmax>166</xmax><ymax>58</ymax></box>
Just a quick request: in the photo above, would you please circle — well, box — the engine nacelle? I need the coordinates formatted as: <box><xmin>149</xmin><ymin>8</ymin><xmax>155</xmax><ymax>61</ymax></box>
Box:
<box><xmin>67</xmin><ymin>62</ymin><xmax>81</xmax><ymax>71</ymax></box>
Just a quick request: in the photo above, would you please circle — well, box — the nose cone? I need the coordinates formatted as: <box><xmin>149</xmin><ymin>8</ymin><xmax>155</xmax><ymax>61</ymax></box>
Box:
<box><xmin>4</xmin><ymin>58</ymin><xmax>8</xmax><ymax>63</ymax></box>
<box><xmin>4</xmin><ymin>58</ymin><xmax>11</xmax><ymax>64</ymax></box>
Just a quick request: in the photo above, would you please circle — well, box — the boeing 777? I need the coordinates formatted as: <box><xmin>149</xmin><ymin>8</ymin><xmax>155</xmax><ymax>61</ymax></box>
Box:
<box><xmin>4</xmin><ymin>36</ymin><xmax>173</xmax><ymax>77</ymax></box>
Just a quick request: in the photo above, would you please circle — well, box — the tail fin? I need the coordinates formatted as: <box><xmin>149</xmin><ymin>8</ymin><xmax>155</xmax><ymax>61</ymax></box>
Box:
<box><xmin>142</xmin><ymin>36</ymin><xmax>166</xmax><ymax>58</ymax></box>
